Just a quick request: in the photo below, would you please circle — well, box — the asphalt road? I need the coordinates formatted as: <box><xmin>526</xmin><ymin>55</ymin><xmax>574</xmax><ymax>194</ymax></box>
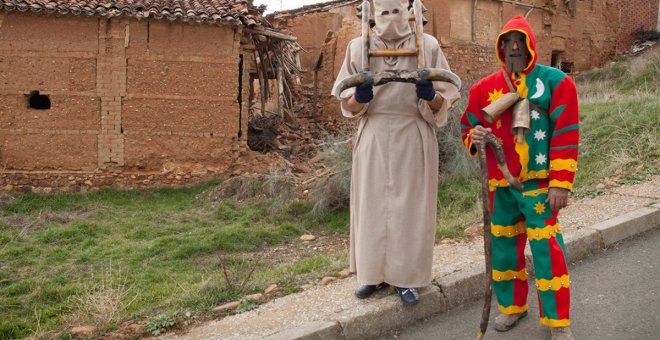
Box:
<box><xmin>378</xmin><ymin>227</ymin><xmax>660</xmax><ymax>340</ymax></box>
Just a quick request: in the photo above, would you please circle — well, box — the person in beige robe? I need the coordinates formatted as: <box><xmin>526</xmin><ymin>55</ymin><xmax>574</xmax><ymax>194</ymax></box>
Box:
<box><xmin>332</xmin><ymin>0</ymin><xmax>460</xmax><ymax>304</ymax></box>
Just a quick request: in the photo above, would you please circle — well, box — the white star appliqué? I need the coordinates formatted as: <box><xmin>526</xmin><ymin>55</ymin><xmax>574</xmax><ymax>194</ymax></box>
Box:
<box><xmin>534</xmin><ymin>130</ymin><xmax>546</xmax><ymax>141</ymax></box>
<box><xmin>531</xmin><ymin>110</ymin><xmax>541</xmax><ymax>120</ymax></box>
<box><xmin>535</xmin><ymin>153</ymin><xmax>548</xmax><ymax>165</ymax></box>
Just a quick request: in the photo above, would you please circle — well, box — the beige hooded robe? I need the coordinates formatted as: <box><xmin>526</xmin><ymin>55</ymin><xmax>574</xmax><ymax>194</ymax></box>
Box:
<box><xmin>332</xmin><ymin>0</ymin><xmax>460</xmax><ymax>288</ymax></box>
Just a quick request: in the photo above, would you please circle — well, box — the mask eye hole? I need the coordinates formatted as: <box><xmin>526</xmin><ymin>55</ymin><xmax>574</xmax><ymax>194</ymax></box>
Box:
<box><xmin>392</xmin><ymin>9</ymin><xmax>400</xmax><ymax>14</ymax></box>
<box><xmin>381</xmin><ymin>11</ymin><xmax>389</xmax><ymax>15</ymax></box>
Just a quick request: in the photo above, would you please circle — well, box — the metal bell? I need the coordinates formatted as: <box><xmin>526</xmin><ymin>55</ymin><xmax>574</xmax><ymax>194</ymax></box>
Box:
<box><xmin>512</xmin><ymin>98</ymin><xmax>531</xmax><ymax>143</ymax></box>
<box><xmin>481</xmin><ymin>92</ymin><xmax>520</xmax><ymax>122</ymax></box>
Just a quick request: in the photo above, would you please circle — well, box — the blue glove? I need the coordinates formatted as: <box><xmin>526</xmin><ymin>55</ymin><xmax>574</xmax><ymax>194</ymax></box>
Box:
<box><xmin>416</xmin><ymin>80</ymin><xmax>436</xmax><ymax>101</ymax></box>
<box><xmin>354</xmin><ymin>80</ymin><xmax>374</xmax><ymax>104</ymax></box>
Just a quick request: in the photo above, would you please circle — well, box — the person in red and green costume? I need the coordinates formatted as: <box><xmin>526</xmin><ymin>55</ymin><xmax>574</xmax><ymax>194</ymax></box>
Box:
<box><xmin>461</xmin><ymin>16</ymin><xmax>579</xmax><ymax>340</ymax></box>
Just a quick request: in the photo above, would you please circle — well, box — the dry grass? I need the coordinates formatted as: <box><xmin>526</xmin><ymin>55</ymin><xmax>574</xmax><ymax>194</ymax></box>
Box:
<box><xmin>263</xmin><ymin>164</ymin><xmax>300</xmax><ymax>213</ymax></box>
<box><xmin>576</xmin><ymin>45</ymin><xmax>660</xmax><ymax>104</ymax></box>
<box><xmin>66</xmin><ymin>265</ymin><xmax>137</xmax><ymax>331</ymax></box>
<box><xmin>306</xmin><ymin>135</ymin><xmax>353</xmax><ymax>214</ymax></box>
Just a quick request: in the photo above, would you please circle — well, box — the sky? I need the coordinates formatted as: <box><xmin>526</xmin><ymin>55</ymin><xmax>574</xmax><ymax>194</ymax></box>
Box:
<box><xmin>254</xmin><ymin>0</ymin><xmax>325</xmax><ymax>14</ymax></box>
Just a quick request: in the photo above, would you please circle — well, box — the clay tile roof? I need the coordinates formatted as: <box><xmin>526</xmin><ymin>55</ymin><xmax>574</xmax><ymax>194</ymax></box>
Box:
<box><xmin>270</xmin><ymin>0</ymin><xmax>359</xmax><ymax>17</ymax></box>
<box><xmin>0</xmin><ymin>0</ymin><xmax>267</xmax><ymax>27</ymax></box>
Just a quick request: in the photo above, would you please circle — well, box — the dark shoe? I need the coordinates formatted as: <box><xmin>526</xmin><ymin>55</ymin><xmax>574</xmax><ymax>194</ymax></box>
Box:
<box><xmin>494</xmin><ymin>311</ymin><xmax>528</xmax><ymax>332</ymax></box>
<box><xmin>355</xmin><ymin>282</ymin><xmax>389</xmax><ymax>299</ymax></box>
<box><xmin>395</xmin><ymin>287</ymin><xmax>420</xmax><ymax>305</ymax></box>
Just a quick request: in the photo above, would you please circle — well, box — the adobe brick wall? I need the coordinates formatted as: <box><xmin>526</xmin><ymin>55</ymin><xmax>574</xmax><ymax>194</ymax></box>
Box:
<box><xmin>613</xmin><ymin>0</ymin><xmax>660</xmax><ymax>51</ymax></box>
<box><xmin>0</xmin><ymin>13</ymin><xmax>101</xmax><ymax>174</ymax></box>
<box><xmin>0</xmin><ymin>12</ymin><xmax>252</xmax><ymax>192</ymax></box>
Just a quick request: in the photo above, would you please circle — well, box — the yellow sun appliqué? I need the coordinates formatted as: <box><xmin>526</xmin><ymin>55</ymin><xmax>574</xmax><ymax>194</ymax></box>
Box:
<box><xmin>534</xmin><ymin>201</ymin><xmax>546</xmax><ymax>215</ymax></box>
<box><xmin>487</xmin><ymin>88</ymin><xmax>504</xmax><ymax>103</ymax></box>
<box><xmin>496</xmin><ymin>120</ymin><xmax>503</xmax><ymax>129</ymax></box>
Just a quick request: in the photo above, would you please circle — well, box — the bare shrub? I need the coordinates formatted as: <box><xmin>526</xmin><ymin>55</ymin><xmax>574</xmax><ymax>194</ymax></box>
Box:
<box><xmin>66</xmin><ymin>265</ymin><xmax>137</xmax><ymax>330</ymax></box>
<box><xmin>306</xmin><ymin>134</ymin><xmax>353</xmax><ymax>214</ymax></box>
<box><xmin>218</xmin><ymin>254</ymin><xmax>262</xmax><ymax>294</ymax></box>
<box><xmin>196</xmin><ymin>174</ymin><xmax>263</xmax><ymax>202</ymax></box>
<box><xmin>263</xmin><ymin>163</ymin><xmax>300</xmax><ymax>213</ymax></box>
<box><xmin>437</xmin><ymin>95</ymin><xmax>479</xmax><ymax>180</ymax></box>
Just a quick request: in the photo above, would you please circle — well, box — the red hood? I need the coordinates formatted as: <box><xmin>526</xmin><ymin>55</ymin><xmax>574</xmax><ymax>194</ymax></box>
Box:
<box><xmin>496</xmin><ymin>15</ymin><xmax>538</xmax><ymax>74</ymax></box>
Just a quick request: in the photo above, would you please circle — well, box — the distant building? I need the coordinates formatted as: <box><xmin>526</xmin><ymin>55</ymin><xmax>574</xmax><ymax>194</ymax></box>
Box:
<box><xmin>269</xmin><ymin>0</ymin><xmax>657</xmax><ymax>121</ymax></box>
<box><xmin>612</xmin><ymin>0</ymin><xmax>660</xmax><ymax>51</ymax></box>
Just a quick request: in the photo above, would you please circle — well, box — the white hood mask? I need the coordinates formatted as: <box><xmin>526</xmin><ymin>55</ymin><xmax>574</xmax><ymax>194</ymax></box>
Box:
<box><xmin>373</xmin><ymin>0</ymin><xmax>411</xmax><ymax>42</ymax></box>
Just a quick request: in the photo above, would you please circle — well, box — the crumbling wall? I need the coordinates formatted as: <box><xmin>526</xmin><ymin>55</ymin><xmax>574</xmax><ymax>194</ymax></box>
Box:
<box><xmin>424</xmin><ymin>0</ymin><xmax>619</xmax><ymax>82</ymax></box>
<box><xmin>270</xmin><ymin>4</ymin><xmax>360</xmax><ymax>129</ymax></box>
<box><xmin>283</xmin><ymin>0</ymin><xmax>625</xmax><ymax>126</ymax></box>
<box><xmin>0</xmin><ymin>12</ymin><xmax>248</xmax><ymax>192</ymax></box>
<box><xmin>283</xmin><ymin>12</ymin><xmax>345</xmax><ymax>74</ymax></box>
<box><xmin>613</xmin><ymin>0</ymin><xmax>660</xmax><ymax>51</ymax></box>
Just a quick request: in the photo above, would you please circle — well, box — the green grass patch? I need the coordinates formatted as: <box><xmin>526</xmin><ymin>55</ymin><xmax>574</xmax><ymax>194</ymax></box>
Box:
<box><xmin>572</xmin><ymin>48</ymin><xmax>660</xmax><ymax>195</ymax></box>
<box><xmin>575</xmin><ymin>94</ymin><xmax>659</xmax><ymax>193</ymax></box>
<box><xmin>0</xmin><ymin>183</ymin><xmax>350</xmax><ymax>338</ymax></box>
<box><xmin>436</xmin><ymin>176</ymin><xmax>481</xmax><ymax>240</ymax></box>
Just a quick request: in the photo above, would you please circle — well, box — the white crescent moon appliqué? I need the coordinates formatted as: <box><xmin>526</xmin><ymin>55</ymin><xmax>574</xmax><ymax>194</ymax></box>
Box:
<box><xmin>530</xmin><ymin>78</ymin><xmax>545</xmax><ymax>99</ymax></box>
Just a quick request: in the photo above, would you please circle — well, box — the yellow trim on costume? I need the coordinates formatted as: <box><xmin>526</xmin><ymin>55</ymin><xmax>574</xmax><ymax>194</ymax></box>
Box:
<box><xmin>527</xmin><ymin>223</ymin><xmax>561</xmax><ymax>240</ymax></box>
<box><xmin>465</xmin><ymin>129</ymin><xmax>478</xmax><ymax>157</ymax></box>
<box><xmin>491</xmin><ymin>221</ymin><xmax>526</xmax><ymax>237</ymax></box>
<box><xmin>540</xmin><ymin>317</ymin><xmax>571</xmax><ymax>327</ymax></box>
<box><xmin>489</xmin><ymin>178</ymin><xmax>510</xmax><ymax>191</ymax></box>
<box><xmin>523</xmin><ymin>187</ymin><xmax>548</xmax><ymax>197</ymax></box>
<box><xmin>498</xmin><ymin>304</ymin><xmax>529</xmax><ymax>315</ymax></box>
<box><xmin>493</xmin><ymin>269</ymin><xmax>528</xmax><ymax>281</ymax></box>
<box><xmin>515</xmin><ymin>136</ymin><xmax>530</xmax><ymax>180</ymax></box>
<box><xmin>549</xmin><ymin>179</ymin><xmax>573</xmax><ymax>190</ymax></box>
<box><xmin>515</xmin><ymin>73</ymin><xmax>528</xmax><ymax>98</ymax></box>
<box><xmin>550</xmin><ymin>159</ymin><xmax>578</xmax><ymax>172</ymax></box>
<box><xmin>520</xmin><ymin>170</ymin><xmax>549</xmax><ymax>181</ymax></box>
<box><xmin>535</xmin><ymin>274</ymin><xmax>570</xmax><ymax>292</ymax></box>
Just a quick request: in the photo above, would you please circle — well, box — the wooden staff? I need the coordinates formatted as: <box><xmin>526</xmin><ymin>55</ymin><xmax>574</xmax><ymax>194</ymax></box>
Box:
<box><xmin>476</xmin><ymin>132</ymin><xmax>522</xmax><ymax>340</ymax></box>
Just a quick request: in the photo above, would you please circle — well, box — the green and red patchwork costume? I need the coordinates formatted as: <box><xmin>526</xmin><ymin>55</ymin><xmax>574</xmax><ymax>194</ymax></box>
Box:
<box><xmin>460</xmin><ymin>16</ymin><xmax>579</xmax><ymax>328</ymax></box>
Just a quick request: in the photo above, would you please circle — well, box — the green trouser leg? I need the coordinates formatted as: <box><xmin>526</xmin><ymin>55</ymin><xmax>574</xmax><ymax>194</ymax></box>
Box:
<box><xmin>490</xmin><ymin>181</ymin><xmax>571</xmax><ymax>327</ymax></box>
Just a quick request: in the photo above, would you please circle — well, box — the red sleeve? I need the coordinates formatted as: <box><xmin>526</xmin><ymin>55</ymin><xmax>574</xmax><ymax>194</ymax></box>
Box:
<box><xmin>548</xmin><ymin>76</ymin><xmax>580</xmax><ymax>190</ymax></box>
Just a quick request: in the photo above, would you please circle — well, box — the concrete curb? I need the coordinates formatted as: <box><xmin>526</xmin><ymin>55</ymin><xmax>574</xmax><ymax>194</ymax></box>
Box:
<box><xmin>264</xmin><ymin>203</ymin><xmax>660</xmax><ymax>339</ymax></box>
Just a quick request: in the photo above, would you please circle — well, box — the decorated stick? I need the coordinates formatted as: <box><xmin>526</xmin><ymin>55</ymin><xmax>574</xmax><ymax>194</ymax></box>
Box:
<box><xmin>476</xmin><ymin>132</ymin><xmax>522</xmax><ymax>340</ymax></box>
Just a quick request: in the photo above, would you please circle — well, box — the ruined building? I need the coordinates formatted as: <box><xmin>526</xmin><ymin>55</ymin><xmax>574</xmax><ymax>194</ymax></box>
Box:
<box><xmin>0</xmin><ymin>0</ymin><xmax>657</xmax><ymax>193</ymax></box>
<box><xmin>268</xmin><ymin>0</ymin><xmax>659</xmax><ymax>121</ymax></box>
<box><xmin>613</xmin><ymin>0</ymin><xmax>660</xmax><ymax>51</ymax></box>
<box><xmin>0</xmin><ymin>0</ymin><xmax>299</xmax><ymax>192</ymax></box>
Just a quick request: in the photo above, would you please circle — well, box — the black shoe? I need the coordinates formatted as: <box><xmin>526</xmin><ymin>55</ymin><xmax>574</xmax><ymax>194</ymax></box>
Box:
<box><xmin>395</xmin><ymin>287</ymin><xmax>420</xmax><ymax>305</ymax></box>
<box><xmin>355</xmin><ymin>282</ymin><xmax>389</xmax><ymax>299</ymax></box>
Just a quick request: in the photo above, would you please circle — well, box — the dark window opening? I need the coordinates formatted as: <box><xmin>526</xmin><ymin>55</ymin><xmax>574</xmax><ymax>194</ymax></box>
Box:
<box><xmin>551</xmin><ymin>50</ymin><xmax>563</xmax><ymax>69</ymax></box>
<box><xmin>28</xmin><ymin>91</ymin><xmax>51</xmax><ymax>110</ymax></box>
<box><xmin>560</xmin><ymin>62</ymin><xmax>574</xmax><ymax>74</ymax></box>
